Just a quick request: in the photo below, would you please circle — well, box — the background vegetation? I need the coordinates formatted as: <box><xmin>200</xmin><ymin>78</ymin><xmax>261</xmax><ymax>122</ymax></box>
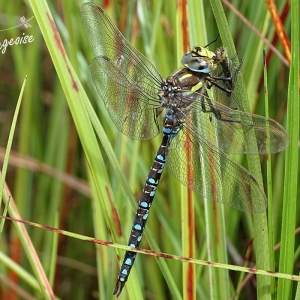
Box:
<box><xmin>0</xmin><ymin>0</ymin><xmax>298</xmax><ymax>299</ymax></box>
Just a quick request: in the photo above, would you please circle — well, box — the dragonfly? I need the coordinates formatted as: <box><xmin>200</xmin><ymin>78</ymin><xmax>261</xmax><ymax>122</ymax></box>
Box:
<box><xmin>80</xmin><ymin>3</ymin><xmax>289</xmax><ymax>296</ymax></box>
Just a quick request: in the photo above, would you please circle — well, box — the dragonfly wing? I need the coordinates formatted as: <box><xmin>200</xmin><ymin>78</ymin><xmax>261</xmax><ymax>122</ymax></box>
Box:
<box><xmin>80</xmin><ymin>3</ymin><xmax>163</xmax><ymax>90</ymax></box>
<box><xmin>90</xmin><ymin>56</ymin><xmax>161</xmax><ymax>140</ymax></box>
<box><xmin>204</xmin><ymin>102</ymin><xmax>289</xmax><ymax>154</ymax></box>
<box><xmin>186</xmin><ymin>92</ymin><xmax>289</xmax><ymax>154</ymax></box>
<box><xmin>81</xmin><ymin>3</ymin><xmax>165</xmax><ymax>140</ymax></box>
<box><xmin>212</xmin><ymin>108</ymin><xmax>290</xmax><ymax>154</ymax></box>
<box><xmin>166</xmin><ymin>112</ymin><xmax>267</xmax><ymax>213</ymax></box>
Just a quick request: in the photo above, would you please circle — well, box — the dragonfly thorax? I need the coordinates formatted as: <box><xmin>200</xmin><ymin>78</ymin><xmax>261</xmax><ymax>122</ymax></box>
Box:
<box><xmin>165</xmin><ymin>67</ymin><xmax>207</xmax><ymax>92</ymax></box>
<box><xmin>159</xmin><ymin>67</ymin><xmax>206</xmax><ymax>115</ymax></box>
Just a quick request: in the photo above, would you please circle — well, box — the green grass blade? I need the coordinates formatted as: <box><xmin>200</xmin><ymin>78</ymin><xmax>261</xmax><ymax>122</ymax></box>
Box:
<box><xmin>0</xmin><ymin>76</ymin><xmax>56</xmax><ymax>299</ymax></box>
<box><xmin>28</xmin><ymin>0</ymin><xmax>135</xmax><ymax>298</ymax></box>
<box><xmin>263</xmin><ymin>50</ymin><xmax>276</xmax><ymax>295</ymax></box>
<box><xmin>210</xmin><ymin>1</ymin><xmax>274</xmax><ymax>299</ymax></box>
<box><xmin>0</xmin><ymin>76</ymin><xmax>26</xmax><ymax>222</ymax></box>
<box><xmin>277</xmin><ymin>0</ymin><xmax>299</xmax><ymax>298</ymax></box>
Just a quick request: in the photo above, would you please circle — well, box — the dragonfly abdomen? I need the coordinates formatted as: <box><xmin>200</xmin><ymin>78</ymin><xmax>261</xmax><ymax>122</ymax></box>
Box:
<box><xmin>114</xmin><ymin>114</ymin><xmax>180</xmax><ymax>296</ymax></box>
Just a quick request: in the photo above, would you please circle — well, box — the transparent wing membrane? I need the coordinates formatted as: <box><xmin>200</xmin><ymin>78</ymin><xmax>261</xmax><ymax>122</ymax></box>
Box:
<box><xmin>81</xmin><ymin>3</ymin><xmax>163</xmax><ymax>140</ymax></box>
<box><xmin>167</xmin><ymin>112</ymin><xmax>267</xmax><ymax>214</ymax></box>
<box><xmin>185</xmin><ymin>93</ymin><xmax>289</xmax><ymax>154</ymax></box>
<box><xmin>90</xmin><ymin>56</ymin><xmax>161</xmax><ymax>140</ymax></box>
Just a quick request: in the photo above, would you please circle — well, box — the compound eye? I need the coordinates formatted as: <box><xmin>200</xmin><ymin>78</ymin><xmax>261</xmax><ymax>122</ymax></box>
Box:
<box><xmin>181</xmin><ymin>51</ymin><xmax>192</xmax><ymax>65</ymax></box>
<box><xmin>187</xmin><ymin>58</ymin><xmax>211</xmax><ymax>73</ymax></box>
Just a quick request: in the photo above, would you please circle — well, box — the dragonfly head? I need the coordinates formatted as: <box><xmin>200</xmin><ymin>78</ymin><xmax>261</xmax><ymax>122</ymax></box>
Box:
<box><xmin>181</xmin><ymin>46</ymin><xmax>217</xmax><ymax>74</ymax></box>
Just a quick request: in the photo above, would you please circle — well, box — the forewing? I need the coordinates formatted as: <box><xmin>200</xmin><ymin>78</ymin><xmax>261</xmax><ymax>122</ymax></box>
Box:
<box><xmin>186</xmin><ymin>92</ymin><xmax>289</xmax><ymax>154</ymax></box>
<box><xmin>81</xmin><ymin>3</ymin><xmax>164</xmax><ymax>140</ymax></box>
<box><xmin>210</xmin><ymin>106</ymin><xmax>290</xmax><ymax>154</ymax></box>
<box><xmin>80</xmin><ymin>3</ymin><xmax>163</xmax><ymax>91</ymax></box>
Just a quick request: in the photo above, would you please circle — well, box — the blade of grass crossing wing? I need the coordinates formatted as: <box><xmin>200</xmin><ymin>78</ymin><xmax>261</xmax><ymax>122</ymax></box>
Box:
<box><xmin>209</xmin><ymin>2</ymin><xmax>271</xmax><ymax>299</ymax></box>
<box><xmin>263</xmin><ymin>50</ymin><xmax>276</xmax><ymax>295</ymax></box>
<box><xmin>277</xmin><ymin>0</ymin><xmax>299</xmax><ymax>298</ymax></box>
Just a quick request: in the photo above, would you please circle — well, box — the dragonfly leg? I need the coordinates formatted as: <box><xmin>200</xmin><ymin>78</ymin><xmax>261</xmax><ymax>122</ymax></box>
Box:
<box><xmin>208</xmin><ymin>57</ymin><xmax>243</xmax><ymax>96</ymax></box>
<box><xmin>207</xmin><ymin>77</ymin><xmax>233</xmax><ymax>96</ymax></box>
